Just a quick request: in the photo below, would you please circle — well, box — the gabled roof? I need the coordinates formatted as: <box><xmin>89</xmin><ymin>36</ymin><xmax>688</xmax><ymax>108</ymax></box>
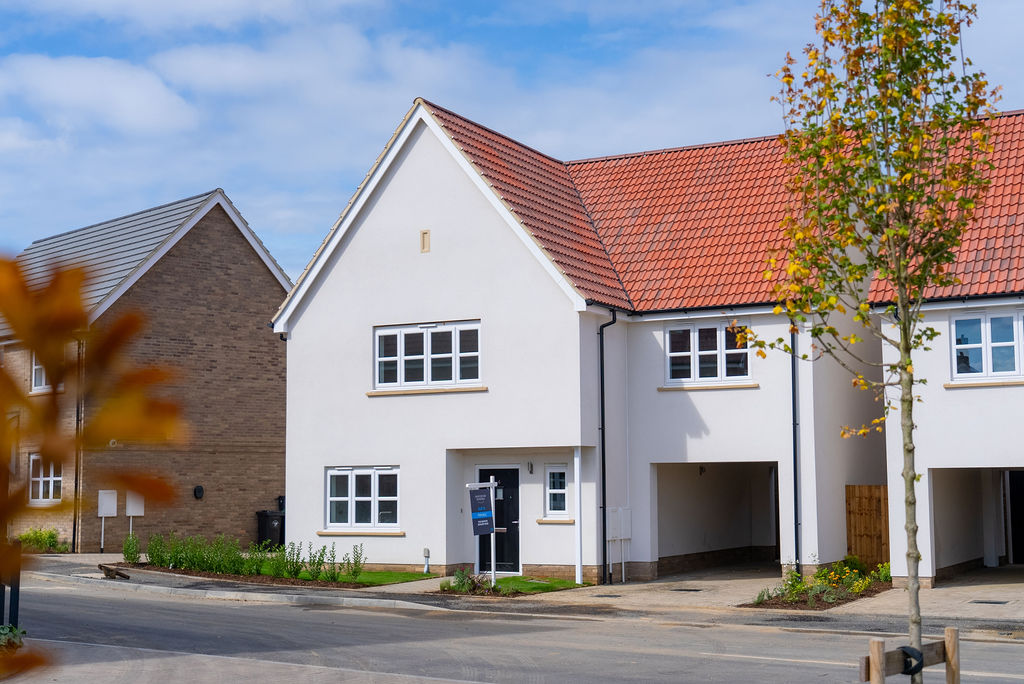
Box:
<box><xmin>276</xmin><ymin>99</ymin><xmax>1024</xmax><ymax>330</ymax></box>
<box><xmin>2</xmin><ymin>189</ymin><xmax>290</xmax><ymax>339</ymax></box>
<box><xmin>870</xmin><ymin>110</ymin><xmax>1024</xmax><ymax>304</ymax></box>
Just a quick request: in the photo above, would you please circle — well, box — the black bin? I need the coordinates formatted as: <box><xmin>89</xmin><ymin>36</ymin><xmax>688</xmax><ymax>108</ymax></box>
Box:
<box><xmin>256</xmin><ymin>510</ymin><xmax>285</xmax><ymax>547</ymax></box>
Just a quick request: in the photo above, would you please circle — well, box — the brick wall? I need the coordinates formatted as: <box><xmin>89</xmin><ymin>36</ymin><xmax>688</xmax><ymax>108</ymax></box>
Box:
<box><xmin>72</xmin><ymin>204</ymin><xmax>288</xmax><ymax>552</ymax></box>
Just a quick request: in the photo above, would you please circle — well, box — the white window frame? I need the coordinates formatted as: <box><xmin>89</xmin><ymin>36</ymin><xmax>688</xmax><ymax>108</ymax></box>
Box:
<box><xmin>664</xmin><ymin>321</ymin><xmax>750</xmax><ymax>385</ymax></box>
<box><xmin>544</xmin><ymin>465</ymin><xmax>568</xmax><ymax>518</ymax></box>
<box><xmin>324</xmin><ymin>466</ymin><xmax>400</xmax><ymax>529</ymax></box>
<box><xmin>31</xmin><ymin>352</ymin><xmax>50</xmax><ymax>392</ymax></box>
<box><xmin>950</xmin><ymin>311</ymin><xmax>1023</xmax><ymax>380</ymax></box>
<box><xmin>374</xmin><ymin>321</ymin><xmax>481</xmax><ymax>389</ymax></box>
<box><xmin>29</xmin><ymin>453</ymin><xmax>62</xmax><ymax>505</ymax></box>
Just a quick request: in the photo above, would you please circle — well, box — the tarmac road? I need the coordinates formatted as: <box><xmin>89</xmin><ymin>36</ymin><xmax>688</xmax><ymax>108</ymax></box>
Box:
<box><xmin>11</xmin><ymin>579</ymin><xmax>1024</xmax><ymax>683</ymax></box>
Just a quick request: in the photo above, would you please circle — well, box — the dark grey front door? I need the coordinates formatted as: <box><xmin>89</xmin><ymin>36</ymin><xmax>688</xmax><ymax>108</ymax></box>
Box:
<box><xmin>478</xmin><ymin>468</ymin><xmax>519</xmax><ymax>572</ymax></box>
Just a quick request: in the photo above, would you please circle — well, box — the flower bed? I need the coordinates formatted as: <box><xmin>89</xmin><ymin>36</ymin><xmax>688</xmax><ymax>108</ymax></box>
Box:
<box><xmin>745</xmin><ymin>556</ymin><xmax>892</xmax><ymax>610</ymax></box>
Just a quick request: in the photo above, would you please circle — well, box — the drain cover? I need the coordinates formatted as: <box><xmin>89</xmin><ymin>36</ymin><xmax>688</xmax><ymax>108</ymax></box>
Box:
<box><xmin>970</xmin><ymin>599</ymin><xmax>1009</xmax><ymax>605</ymax></box>
<box><xmin>593</xmin><ymin>594</ymin><xmax>621</xmax><ymax>598</ymax></box>
<box><xmin>671</xmin><ymin>588</ymin><xmax>702</xmax><ymax>592</ymax></box>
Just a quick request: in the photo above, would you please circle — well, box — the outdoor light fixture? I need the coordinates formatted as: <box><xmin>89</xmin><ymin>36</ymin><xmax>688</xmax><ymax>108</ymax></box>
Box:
<box><xmin>193</xmin><ymin>485</ymin><xmax>204</xmax><ymax>500</ymax></box>
<box><xmin>527</xmin><ymin>462</ymin><xmax>533</xmax><ymax>474</ymax></box>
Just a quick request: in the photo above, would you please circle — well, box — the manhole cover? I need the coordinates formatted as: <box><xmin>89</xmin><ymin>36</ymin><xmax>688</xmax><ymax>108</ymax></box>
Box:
<box><xmin>593</xmin><ymin>594</ymin><xmax>621</xmax><ymax>598</ymax></box>
<box><xmin>671</xmin><ymin>588</ymin><xmax>702</xmax><ymax>592</ymax></box>
<box><xmin>970</xmin><ymin>599</ymin><xmax>1009</xmax><ymax>605</ymax></box>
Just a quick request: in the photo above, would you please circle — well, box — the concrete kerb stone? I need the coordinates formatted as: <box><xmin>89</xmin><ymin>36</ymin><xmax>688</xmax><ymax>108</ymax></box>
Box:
<box><xmin>25</xmin><ymin>571</ymin><xmax>438</xmax><ymax>612</ymax></box>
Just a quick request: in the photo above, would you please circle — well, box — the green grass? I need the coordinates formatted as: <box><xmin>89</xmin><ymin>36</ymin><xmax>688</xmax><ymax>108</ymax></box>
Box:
<box><xmin>495</xmin><ymin>576</ymin><xmax>583</xmax><ymax>594</ymax></box>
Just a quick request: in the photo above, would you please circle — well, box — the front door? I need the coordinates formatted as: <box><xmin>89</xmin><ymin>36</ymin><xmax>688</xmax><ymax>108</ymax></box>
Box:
<box><xmin>478</xmin><ymin>468</ymin><xmax>519</xmax><ymax>572</ymax></box>
<box><xmin>1011</xmin><ymin>471</ymin><xmax>1024</xmax><ymax>564</ymax></box>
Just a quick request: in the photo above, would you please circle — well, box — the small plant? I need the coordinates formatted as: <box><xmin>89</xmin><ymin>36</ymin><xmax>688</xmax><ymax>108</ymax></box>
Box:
<box><xmin>268</xmin><ymin>544</ymin><xmax>287</xmax><ymax>578</ymax></box>
<box><xmin>284</xmin><ymin>542</ymin><xmax>304</xmax><ymax>578</ymax></box>
<box><xmin>452</xmin><ymin>568</ymin><xmax>473</xmax><ymax>592</ymax></box>
<box><xmin>307</xmin><ymin>543</ymin><xmax>328</xmax><ymax>580</ymax></box>
<box><xmin>872</xmin><ymin>562</ymin><xmax>892</xmax><ymax>583</ymax></box>
<box><xmin>146</xmin><ymin>533</ymin><xmax>168</xmax><ymax>567</ymax></box>
<box><xmin>242</xmin><ymin>540</ymin><xmax>271</xmax><ymax>576</ymax></box>
<box><xmin>323</xmin><ymin>543</ymin><xmax>340</xmax><ymax>582</ymax></box>
<box><xmin>17</xmin><ymin>527</ymin><xmax>68</xmax><ymax>553</ymax></box>
<box><xmin>122</xmin><ymin>532</ymin><xmax>141</xmax><ymax>564</ymax></box>
<box><xmin>340</xmin><ymin>543</ymin><xmax>365</xmax><ymax>581</ymax></box>
<box><xmin>439</xmin><ymin>579</ymin><xmax>452</xmax><ymax>591</ymax></box>
<box><xmin>0</xmin><ymin>624</ymin><xmax>26</xmax><ymax>652</ymax></box>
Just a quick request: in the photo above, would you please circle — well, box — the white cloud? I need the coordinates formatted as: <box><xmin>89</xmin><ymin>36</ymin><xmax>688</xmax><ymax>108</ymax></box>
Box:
<box><xmin>4</xmin><ymin>0</ymin><xmax>370</xmax><ymax>30</ymax></box>
<box><xmin>0</xmin><ymin>55</ymin><xmax>197</xmax><ymax>135</ymax></box>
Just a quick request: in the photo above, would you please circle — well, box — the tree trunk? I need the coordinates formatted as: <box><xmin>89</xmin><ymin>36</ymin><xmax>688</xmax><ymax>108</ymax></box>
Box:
<box><xmin>898</xmin><ymin>298</ymin><xmax>923</xmax><ymax>684</ymax></box>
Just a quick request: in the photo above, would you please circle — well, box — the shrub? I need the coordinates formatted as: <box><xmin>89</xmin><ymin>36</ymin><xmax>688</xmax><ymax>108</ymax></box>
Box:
<box><xmin>307</xmin><ymin>543</ymin><xmax>328</xmax><ymax>581</ymax></box>
<box><xmin>242</xmin><ymin>540</ymin><xmax>271</xmax><ymax>576</ymax></box>
<box><xmin>450</xmin><ymin>568</ymin><xmax>488</xmax><ymax>593</ymax></box>
<box><xmin>843</xmin><ymin>554</ymin><xmax>869</xmax><ymax>576</ymax></box>
<box><xmin>340</xmin><ymin>543</ymin><xmax>365</xmax><ymax>581</ymax></box>
<box><xmin>0</xmin><ymin>624</ymin><xmax>26</xmax><ymax>652</ymax></box>
<box><xmin>146</xmin><ymin>533</ymin><xmax>168</xmax><ymax>567</ymax></box>
<box><xmin>872</xmin><ymin>562</ymin><xmax>892</xmax><ymax>583</ymax></box>
<box><xmin>17</xmin><ymin>528</ymin><xmax>67</xmax><ymax>553</ymax></box>
<box><xmin>122</xmin><ymin>533</ymin><xmax>141</xmax><ymax>564</ymax></box>
<box><xmin>323</xmin><ymin>543</ymin><xmax>340</xmax><ymax>582</ymax></box>
<box><xmin>284</xmin><ymin>542</ymin><xmax>304</xmax><ymax>578</ymax></box>
<box><xmin>206</xmin><ymin>535</ymin><xmax>245</xmax><ymax>575</ymax></box>
<box><xmin>268</xmin><ymin>544</ymin><xmax>288</xmax><ymax>578</ymax></box>
<box><xmin>439</xmin><ymin>579</ymin><xmax>452</xmax><ymax>592</ymax></box>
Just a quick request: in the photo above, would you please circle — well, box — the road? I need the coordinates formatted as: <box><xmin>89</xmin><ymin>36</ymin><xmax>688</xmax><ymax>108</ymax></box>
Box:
<box><xmin>11</xmin><ymin>579</ymin><xmax>1024</xmax><ymax>683</ymax></box>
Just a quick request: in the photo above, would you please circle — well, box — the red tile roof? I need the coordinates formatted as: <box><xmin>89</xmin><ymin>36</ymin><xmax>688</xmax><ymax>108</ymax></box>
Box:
<box><xmin>870</xmin><ymin>110</ymin><xmax>1024</xmax><ymax>304</ymax></box>
<box><xmin>422</xmin><ymin>99</ymin><xmax>1024</xmax><ymax>312</ymax></box>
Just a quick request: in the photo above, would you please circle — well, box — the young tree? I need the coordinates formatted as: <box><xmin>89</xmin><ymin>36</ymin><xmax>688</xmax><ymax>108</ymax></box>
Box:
<box><xmin>766</xmin><ymin>0</ymin><xmax>998</xmax><ymax>669</ymax></box>
<box><xmin>1</xmin><ymin>258</ymin><xmax>183</xmax><ymax>676</ymax></box>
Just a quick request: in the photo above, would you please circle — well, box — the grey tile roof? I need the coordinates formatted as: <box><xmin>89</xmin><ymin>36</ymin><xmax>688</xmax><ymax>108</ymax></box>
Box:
<box><xmin>1</xmin><ymin>190</ymin><xmax>218</xmax><ymax>338</ymax></box>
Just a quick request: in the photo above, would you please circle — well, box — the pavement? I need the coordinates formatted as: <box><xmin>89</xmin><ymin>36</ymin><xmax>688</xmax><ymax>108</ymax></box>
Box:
<box><xmin>19</xmin><ymin>553</ymin><xmax>1024</xmax><ymax>629</ymax></box>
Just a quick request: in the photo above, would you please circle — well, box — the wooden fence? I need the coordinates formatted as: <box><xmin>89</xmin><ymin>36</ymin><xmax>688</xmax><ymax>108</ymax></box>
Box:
<box><xmin>846</xmin><ymin>485</ymin><xmax>889</xmax><ymax>569</ymax></box>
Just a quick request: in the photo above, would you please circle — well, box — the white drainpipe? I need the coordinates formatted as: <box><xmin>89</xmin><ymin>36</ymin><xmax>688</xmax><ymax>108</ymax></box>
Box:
<box><xmin>574</xmin><ymin>445</ymin><xmax>582</xmax><ymax>584</ymax></box>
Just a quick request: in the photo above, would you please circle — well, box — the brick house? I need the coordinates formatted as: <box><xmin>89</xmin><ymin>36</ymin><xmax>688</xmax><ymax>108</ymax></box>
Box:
<box><xmin>3</xmin><ymin>189</ymin><xmax>290</xmax><ymax>552</ymax></box>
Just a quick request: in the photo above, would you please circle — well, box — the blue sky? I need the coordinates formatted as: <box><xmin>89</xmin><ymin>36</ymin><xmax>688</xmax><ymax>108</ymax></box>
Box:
<box><xmin>1</xmin><ymin>0</ymin><xmax>1020</xmax><ymax>279</ymax></box>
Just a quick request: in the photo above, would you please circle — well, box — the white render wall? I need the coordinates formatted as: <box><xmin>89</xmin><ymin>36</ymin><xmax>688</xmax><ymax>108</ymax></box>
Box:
<box><xmin>882</xmin><ymin>301</ymin><xmax>1024</xmax><ymax>578</ymax></box>
<box><xmin>284</xmin><ymin>121</ymin><xmax>590</xmax><ymax>567</ymax></box>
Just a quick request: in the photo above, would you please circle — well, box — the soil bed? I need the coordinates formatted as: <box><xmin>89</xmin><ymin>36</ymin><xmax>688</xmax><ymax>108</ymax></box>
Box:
<box><xmin>739</xmin><ymin>581</ymin><xmax>893</xmax><ymax>611</ymax></box>
<box><xmin>116</xmin><ymin>563</ymin><xmax>370</xmax><ymax>589</ymax></box>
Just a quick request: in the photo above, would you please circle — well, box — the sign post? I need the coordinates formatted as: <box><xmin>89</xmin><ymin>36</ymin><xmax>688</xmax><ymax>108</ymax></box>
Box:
<box><xmin>126</xmin><ymin>490</ymin><xmax>145</xmax><ymax>535</ymax></box>
<box><xmin>466</xmin><ymin>476</ymin><xmax>497</xmax><ymax>588</ymax></box>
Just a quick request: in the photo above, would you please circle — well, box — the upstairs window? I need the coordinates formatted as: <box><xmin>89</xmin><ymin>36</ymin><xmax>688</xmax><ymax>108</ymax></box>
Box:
<box><xmin>665</xmin><ymin>322</ymin><xmax>749</xmax><ymax>385</ymax></box>
<box><xmin>29</xmin><ymin>454</ymin><xmax>62</xmax><ymax>505</ymax></box>
<box><xmin>31</xmin><ymin>353</ymin><xmax>49</xmax><ymax>392</ymax></box>
<box><xmin>952</xmin><ymin>313</ymin><xmax>1021</xmax><ymax>379</ymax></box>
<box><xmin>374</xmin><ymin>321</ymin><xmax>480</xmax><ymax>388</ymax></box>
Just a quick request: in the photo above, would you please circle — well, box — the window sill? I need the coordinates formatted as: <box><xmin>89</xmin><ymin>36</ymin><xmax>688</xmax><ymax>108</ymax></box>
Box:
<box><xmin>366</xmin><ymin>386</ymin><xmax>488</xmax><ymax>397</ymax></box>
<box><xmin>316</xmin><ymin>530</ymin><xmax>406</xmax><ymax>537</ymax></box>
<box><xmin>27</xmin><ymin>501</ymin><xmax>61</xmax><ymax>508</ymax></box>
<box><xmin>657</xmin><ymin>382</ymin><xmax>759</xmax><ymax>392</ymax></box>
<box><xmin>536</xmin><ymin>518</ymin><xmax>575</xmax><ymax>525</ymax></box>
<box><xmin>943</xmin><ymin>379</ymin><xmax>1024</xmax><ymax>389</ymax></box>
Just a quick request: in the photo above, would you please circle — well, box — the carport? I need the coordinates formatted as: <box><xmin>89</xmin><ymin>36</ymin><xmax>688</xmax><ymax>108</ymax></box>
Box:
<box><xmin>654</xmin><ymin>461</ymin><xmax>779</xmax><ymax>576</ymax></box>
<box><xmin>928</xmin><ymin>467</ymin><xmax>1024</xmax><ymax>581</ymax></box>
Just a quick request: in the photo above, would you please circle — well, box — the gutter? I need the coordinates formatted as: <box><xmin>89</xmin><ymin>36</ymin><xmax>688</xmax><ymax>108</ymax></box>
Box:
<box><xmin>597</xmin><ymin>309</ymin><xmax>617</xmax><ymax>584</ymax></box>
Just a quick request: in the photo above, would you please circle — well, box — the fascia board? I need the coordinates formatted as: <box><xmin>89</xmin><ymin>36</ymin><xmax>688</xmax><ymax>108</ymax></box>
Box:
<box><xmin>871</xmin><ymin>294</ymin><xmax>1024</xmax><ymax>314</ymax></box>
<box><xmin>621</xmin><ymin>305</ymin><xmax>778</xmax><ymax>322</ymax></box>
<box><xmin>418</xmin><ymin>112</ymin><xmax>588</xmax><ymax>313</ymax></box>
<box><xmin>214</xmin><ymin>192</ymin><xmax>292</xmax><ymax>292</ymax></box>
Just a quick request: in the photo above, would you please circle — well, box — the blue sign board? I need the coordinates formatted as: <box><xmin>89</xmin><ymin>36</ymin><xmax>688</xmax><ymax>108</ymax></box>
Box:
<box><xmin>469</xmin><ymin>487</ymin><xmax>494</xmax><ymax>536</ymax></box>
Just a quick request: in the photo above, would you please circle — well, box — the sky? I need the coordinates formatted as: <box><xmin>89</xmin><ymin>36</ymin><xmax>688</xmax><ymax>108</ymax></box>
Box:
<box><xmin>0</xmin><ymin>0</ymin><xmax>1020</xmax><ymax>280</ymax></box>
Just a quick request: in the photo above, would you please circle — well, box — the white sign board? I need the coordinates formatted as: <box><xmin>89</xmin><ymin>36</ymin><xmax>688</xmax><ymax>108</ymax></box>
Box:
<box><xmin>126</xmin><ymin>490</ymin><xmax>145</xmax><ymax>517</ymax></box>
<box><xmin>607</xmin><ymin>507</ymin><xmax>632</xmax><ymax>541</ymax></box>
<box><xmin>97</xmin><ymin>489</ymin><xmax>117</xmax><ymax>518</ymax></box>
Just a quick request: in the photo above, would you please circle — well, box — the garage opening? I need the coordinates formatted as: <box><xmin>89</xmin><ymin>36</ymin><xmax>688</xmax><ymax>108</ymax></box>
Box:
<box><xmin>655</xmin><ymin>461</ymin><xmax>779</xmax><ymax>576</ymax></box>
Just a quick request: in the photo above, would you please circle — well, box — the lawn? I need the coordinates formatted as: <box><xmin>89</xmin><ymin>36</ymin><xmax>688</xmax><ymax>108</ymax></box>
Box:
<box><xmin>280</xmin><ymin>569</ymin><xmax>434</xmax><ymax>586</ymax></box>
<box><xmin>496</xmin><ymin>576</ymin><xmax>581</xmax><ymax>594</ymax></box>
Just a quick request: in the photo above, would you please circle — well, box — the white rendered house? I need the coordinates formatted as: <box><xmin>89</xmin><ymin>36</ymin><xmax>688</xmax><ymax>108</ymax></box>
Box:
<box><xmin>874</xmin><ymin>110</ymin><xmax>1024</xmax><ymax>586</ymax></box>
<box><xmin>272</xmin><ymin>99</ymin><xmax>886</xmax><ymax>581</ymax></box>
